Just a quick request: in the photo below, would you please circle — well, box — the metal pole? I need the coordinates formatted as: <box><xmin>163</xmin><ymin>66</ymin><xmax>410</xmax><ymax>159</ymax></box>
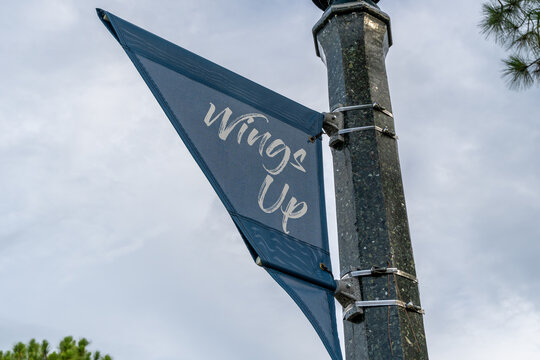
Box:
<box><xmin>312</xmin><ymin>1</ymin><xmax>429</xmax><ymax>359</ymax></box>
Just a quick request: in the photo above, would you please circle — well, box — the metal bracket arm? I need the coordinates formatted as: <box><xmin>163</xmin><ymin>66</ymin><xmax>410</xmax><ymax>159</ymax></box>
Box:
<box><xmin>320</xmin><ymin>112</ymin><xmax>345</xmax><ymax>149</ymax></box>
<box><xmin>342</xmin><ymin>266</ymin><xmax>418</xmax><ymax>283</ymax></box>
<box><xmin>335</xmin><ymin>276</ymin><xmax>425</xmax><ymax>322</ymax></box>
<box><xmin>338</xmin><ymin>125</ymin><xmax>398</xmax><ymax>139</ymax></box>
<box><xmin>349</xmin><ymin>300</ymin><xmax>425</xmax><ymax>315</ymax></box>
<box><xmin>322</xmin><ymin>111</ymin><xmax>343</xmax><ymax>137</ymax></box>
<box><xmin>334</xmin><ymin>277</ymin><xmax>363</xmax><ymax>323</ymax></box>
<box><xmin>313</xmin><ymin>103</ymin><xmax>395</xmax><ymax>148</ymax></box>
<box><xmin>333</xmin><ymin>102</ymin><xmax>393</xmax><ymax>118</ymax></box>
<box><xmin>335</xmin><ymin>266</ymin><xmax>423</xmax><ymax>321</ymax></box>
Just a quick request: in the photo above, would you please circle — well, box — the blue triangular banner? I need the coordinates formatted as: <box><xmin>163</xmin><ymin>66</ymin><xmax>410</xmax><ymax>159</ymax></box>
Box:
<box><xmin>97</xmin><ymin>9</ymin><xmax>342</xmax><ymax>360</ymax></box>
<box><xmin>267</xmin><ymin>269</ymin><xmax>342</xmax><ymax>360</ymax></box>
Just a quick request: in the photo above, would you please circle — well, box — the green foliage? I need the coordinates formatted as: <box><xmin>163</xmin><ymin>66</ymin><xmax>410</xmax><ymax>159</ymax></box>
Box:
<box><xmin>0</xmin><ymin>337</ymin><xmax>112</xmax><ymax>360</ymax></box>
<box><xmin>480</xmin><ymin>0</ymin><xmax>540</xmax><ymax>89</ymax></box>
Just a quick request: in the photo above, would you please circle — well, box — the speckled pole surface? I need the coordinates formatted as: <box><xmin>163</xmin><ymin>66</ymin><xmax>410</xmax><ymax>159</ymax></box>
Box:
<box><xmin>313</xmin><ymin>2</ymin><xmax>429</xmax><ymax>359</ymax></box>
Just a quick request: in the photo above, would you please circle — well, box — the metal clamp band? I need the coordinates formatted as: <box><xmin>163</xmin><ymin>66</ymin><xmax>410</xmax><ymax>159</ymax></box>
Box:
<box><xmin>338</xmin><ymin>125</ymin><xmax>398</xmax><ymax>139</ymax></box>
<box><xmin>342</xmin><ymin>266</ymin><xmax>418</xmax><ymax>283</ymax></box>
<box><xmin>348</xmin><ymin>300</ymin><xmax>425</xmax><ymax>314</ymax></box>
<box><xmin>332</xmin><ymin>102</ymin><xmax>393</xmax><ymax>118</ymax></box>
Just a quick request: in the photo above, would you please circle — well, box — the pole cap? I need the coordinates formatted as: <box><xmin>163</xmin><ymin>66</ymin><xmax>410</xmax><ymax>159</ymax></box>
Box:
<box><xmin>312</xmin><ymin>0</ymin><xmax>380</xmax><ymax>11</ymax></box>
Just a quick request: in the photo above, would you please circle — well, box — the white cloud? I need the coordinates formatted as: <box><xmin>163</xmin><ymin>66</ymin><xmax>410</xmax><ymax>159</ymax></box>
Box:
<box><xmin>1</xmin><ymin>0</ymin><xmax>539</xmax><ymax>359</ymax></box>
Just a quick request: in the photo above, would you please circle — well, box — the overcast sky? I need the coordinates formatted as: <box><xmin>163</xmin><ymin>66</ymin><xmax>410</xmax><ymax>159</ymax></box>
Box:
<box><xmin>1</xmin><ymin>0</ymin><xmax>539</xmax><ymax>359</ymax></box>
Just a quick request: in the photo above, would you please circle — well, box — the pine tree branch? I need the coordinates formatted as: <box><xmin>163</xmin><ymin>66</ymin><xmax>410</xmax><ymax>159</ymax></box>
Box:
<box><xmin>481</xmin><ymin>0</ymin><xmax>540</xmax><ymax>89</ymax></box>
